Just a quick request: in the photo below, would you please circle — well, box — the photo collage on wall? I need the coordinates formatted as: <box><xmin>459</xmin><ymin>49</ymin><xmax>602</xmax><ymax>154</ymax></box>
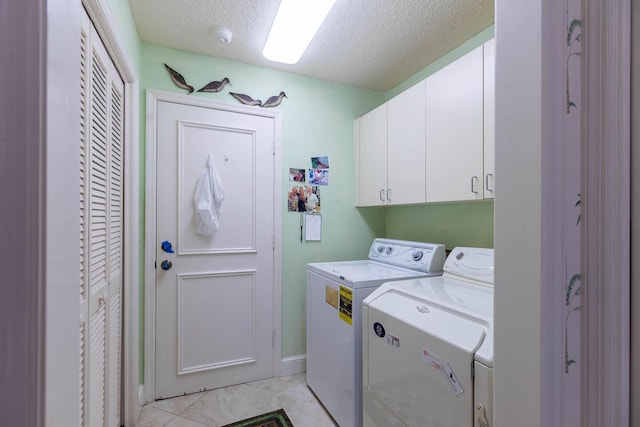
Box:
<box><xmin>288</xmin><ymin>156</ymin><xmax>329</xmax><ymax>213</ymax></box>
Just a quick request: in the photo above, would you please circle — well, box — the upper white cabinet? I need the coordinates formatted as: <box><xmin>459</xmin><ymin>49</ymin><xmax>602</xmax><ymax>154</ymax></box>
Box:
<box><xmin>387</xmin><ymin>80</ymin><xmax>426</xmax><ymax>205</ymax></box>
<box><xmin>425</xmin><ymin>45</ymin><xmax>484</xmax><ymax>202</ymax></box>
<box><xmin>355</xmin><ymin>103</ymin><xmax>387</xmax><ymax>206</ymax></box>
<box><xmin>355</xmin><ymin>38</ymin><xmax>495</xmax><ymax>206</ymax></box>
<box><xmin>355</xmin><ymin>81</ymin><xmax>426</xmax><ymax>206</ymax></box>
<box><xmin>483</xmin><ymin>38</ymin><xmax>495</xmax><ymax>199</ymax></box>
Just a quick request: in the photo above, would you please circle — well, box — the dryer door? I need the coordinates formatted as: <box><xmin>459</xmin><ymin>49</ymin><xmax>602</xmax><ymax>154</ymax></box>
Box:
<box><xmin>363</xmin><ymin>290</ymin><xmax>487</xmax><ymax>427</ymax></box>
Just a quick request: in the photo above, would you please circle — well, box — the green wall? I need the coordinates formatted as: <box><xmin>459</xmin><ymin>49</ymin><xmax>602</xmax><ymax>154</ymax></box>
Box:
<box><xmin>384</xmin><ymin>201</ymin><xmax>494</xmax><ymax>250</ymax></box>
<box><xmin>140</xmin><ymin>43</ymin><xmax>386</xmax><ymax>358</ymax></box>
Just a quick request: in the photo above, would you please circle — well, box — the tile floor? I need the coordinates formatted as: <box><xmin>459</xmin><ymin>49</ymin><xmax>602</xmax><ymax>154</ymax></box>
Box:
<box><xmin>136</xmin><ymin>374</ymin><xmax>338</xmax><ymax>427</ymax></box>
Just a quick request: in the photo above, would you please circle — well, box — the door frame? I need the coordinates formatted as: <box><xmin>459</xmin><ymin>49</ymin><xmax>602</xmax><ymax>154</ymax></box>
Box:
<box><xmin>581</xmin><ymin>0</ymin><xmax>631</xmax><ymax>425</ymax></box>
<box><xmin>495</xmin><ymin>0</ymin><xmax>631</xmax><ymax>424</ymax></box>
<box><xmin>144</xmin><ymin>89</ymin><xmax>283</xmax><ymax>403</ymax></box>
<box><xmin>81</xmin><ymin>1</ymin><xmax>140</xmax><ymax>425</ymax></box>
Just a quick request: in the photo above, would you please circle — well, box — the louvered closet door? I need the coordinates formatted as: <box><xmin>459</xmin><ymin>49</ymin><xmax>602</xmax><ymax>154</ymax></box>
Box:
<box><xmin>79</xmin><ymin>9</ymin><xmax>124</xmax><ymax>427</ymax></box>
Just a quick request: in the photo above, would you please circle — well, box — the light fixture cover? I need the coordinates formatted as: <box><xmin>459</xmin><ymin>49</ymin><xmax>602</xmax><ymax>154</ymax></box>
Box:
<box><xmin>263</xmin><ymin>0</ymin><xmax>337</xmax><ymax>64</ymax></box>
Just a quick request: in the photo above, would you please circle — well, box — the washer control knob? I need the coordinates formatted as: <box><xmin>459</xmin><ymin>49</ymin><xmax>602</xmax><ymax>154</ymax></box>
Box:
<box><xmin>412</xmin><ymin>250</ymin><xmax>424</xmax><ymax>261</ymax></box>
<box><xmin>385</xmin><ymin>246</ymin><xmax>393</xmax><ymax>255</ymax></box>
<box><xmin>376</xmin><ymin>245</ymin><xmax>385</xmax><ymax>254</ymax></box>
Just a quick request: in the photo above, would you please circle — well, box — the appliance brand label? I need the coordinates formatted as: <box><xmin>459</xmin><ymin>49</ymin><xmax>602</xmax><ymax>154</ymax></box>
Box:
<box><xmin>386</xmin><ymin>334</ymin><xmax>400</xmax><ymax>349</ymax></box>
<box><xmin>373</xmin><ymin>322</ymin><xmax>385</xmax><ymax>338</ymax></box>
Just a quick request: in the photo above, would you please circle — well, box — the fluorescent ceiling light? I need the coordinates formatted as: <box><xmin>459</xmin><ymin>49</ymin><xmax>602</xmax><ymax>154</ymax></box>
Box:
<box><xmin>263</xmin><ymin>0</ymin><xmax>337</xmax><ymax>64</ymax></box>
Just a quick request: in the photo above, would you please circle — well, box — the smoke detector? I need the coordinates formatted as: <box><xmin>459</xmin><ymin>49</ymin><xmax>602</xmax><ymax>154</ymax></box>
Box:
<box><xmin>212</xmin><ymin>26</ymin><xmax>233</xmax><ymax>44</ymax></box>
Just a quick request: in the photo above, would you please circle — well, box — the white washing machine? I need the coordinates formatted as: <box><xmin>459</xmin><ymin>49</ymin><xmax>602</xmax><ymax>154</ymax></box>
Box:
<box><xmin>306</xmin><ymin>239</ymin><xmax>446</xmax><ymax>427</ymax></box>
<box><xmin>362</xmin><ymin>247</ymin><xmax>494</xmax><ymax>427</ymax></box>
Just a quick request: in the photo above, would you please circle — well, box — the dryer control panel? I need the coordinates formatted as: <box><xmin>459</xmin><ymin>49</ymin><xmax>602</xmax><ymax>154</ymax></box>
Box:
<box><xmin>368</xmin><ymin>238</ymin><xmax>446</xmax><ymax>274</ymax></box>
<box><xmin>444</xmin><ymin>247</ymin><xmax>494</xmax><ymax>285</ymax></box>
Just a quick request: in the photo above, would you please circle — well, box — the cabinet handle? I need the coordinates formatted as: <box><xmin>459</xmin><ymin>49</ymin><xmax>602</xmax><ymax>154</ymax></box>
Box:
<box><xmin>379</xmin><ymin>189</ymin><xmax>385</xmax><ymax>201</ymax></box>
<box><xmin>485</xmin><ymin>173</ymin><xmax>494</xmax><ymax>192</ymax></box>
<box><xmin>471</xmin><ymin>176</ymin><xmax>479</xmax><ymax>194</ymax></box>
<box><xmin>387</xmin><ymin>188</ymin><xmax>391</xmax><ymax>201</ymax></box>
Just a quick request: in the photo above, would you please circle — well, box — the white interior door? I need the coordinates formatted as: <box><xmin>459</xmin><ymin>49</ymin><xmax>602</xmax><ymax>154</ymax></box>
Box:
<box><xmin>154</xmin><ymin>100</ymin><xmax>276</xmax><ymax>399</ymax></box>
<box><xmin>79</xmin><ymin>8</ymin><xmax>124</xmax><ymax>427</ymax></box>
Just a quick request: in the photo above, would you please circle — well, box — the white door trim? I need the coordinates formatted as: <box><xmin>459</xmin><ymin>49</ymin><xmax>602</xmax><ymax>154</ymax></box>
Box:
<box><xmin>4</xmin><ymin>1</ymin><xmax>49</xmax><ymax>425</ymax></box>
<box><xmin>81</xmin><ymin>1</ymin><xmax>140</xmax><ymax>425</ymax></box>
<box><xmin>144</xmin><ymin>89</ymin><xmax>283</xmax><ymax>403</ymax></box>
<box><xmin>582</xmin><ymin>0</ymin><xmax>631</xmax><ymax>425</ymax></box>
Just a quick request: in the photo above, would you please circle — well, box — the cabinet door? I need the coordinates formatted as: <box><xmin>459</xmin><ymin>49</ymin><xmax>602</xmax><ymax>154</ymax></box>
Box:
<box><xmin>425</xmin><ymin>46</ymin><xmax>484</xmax><ymax>202</ymax></box>
<box><xmin>387</xmin><ymin>80</ymin><xmax>426</xmax><ymax>205</ymax></box>
<box><xmin>483</xmin><ymin>38</ymin><xmax>495</xmax><ymax>199</ymax></box>
<box><xmin>356</xmin><ymin>103</ymin><xmax>388</xmax><ymax>206</ymax></box>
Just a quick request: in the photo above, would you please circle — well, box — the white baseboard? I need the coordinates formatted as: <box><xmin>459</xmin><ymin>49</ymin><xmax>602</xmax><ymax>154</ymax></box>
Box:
<box><xmin>279</xmin><ymin>354</ymin><xmax>306</xmax><ymax>377</ymax></box>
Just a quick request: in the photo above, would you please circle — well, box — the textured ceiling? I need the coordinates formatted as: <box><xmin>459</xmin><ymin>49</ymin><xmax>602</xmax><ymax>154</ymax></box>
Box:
<box><xmin>128</xmin><ymin>0</ymin><xmax>494</xmax><ymax>92</ymax></box>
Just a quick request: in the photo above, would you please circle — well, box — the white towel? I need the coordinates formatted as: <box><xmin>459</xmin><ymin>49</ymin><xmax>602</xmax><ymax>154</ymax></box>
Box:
<box><xmin>194</xmin><ymin>153</ymin><xmax>225</xmax><ymax>236</ymax></box>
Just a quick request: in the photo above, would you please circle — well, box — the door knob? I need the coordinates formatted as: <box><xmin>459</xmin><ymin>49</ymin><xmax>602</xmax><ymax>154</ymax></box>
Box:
<box><xmin>160</xmin><ymin>260</ymin><xmax>173</xmax><ymax>271</ymax></box>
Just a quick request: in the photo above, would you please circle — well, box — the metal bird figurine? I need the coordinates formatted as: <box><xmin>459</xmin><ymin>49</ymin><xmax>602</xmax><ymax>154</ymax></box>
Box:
<box><xmin>197</xmin><ymin>77</ymin><xmax>231</xmax><ymax>93</ymax></box>
<box><xmin>164</xmin><ymin>63</ymin><xmax>194</xmax><ymax>94</ymax></box>
<box><xmin>262</xmin><ymin>91</ymin><xmax>288</xmax><ymax>108</ymax></box>
<box><xmin>229</xmin><ymin>92</ymin><xmax>262</xmax><ymax>106</ymax></box>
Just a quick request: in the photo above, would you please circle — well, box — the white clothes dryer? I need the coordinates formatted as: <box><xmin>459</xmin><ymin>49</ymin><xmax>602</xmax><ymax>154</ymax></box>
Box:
<box><xmin>362</xmin><ymin>247</ymin><xmax>494</xmax><ymax>427</ymax></box>
<box><xmin>306</xmin><ymin>239</ymin><xmax>446</xmax><ymax>427</ymax></box>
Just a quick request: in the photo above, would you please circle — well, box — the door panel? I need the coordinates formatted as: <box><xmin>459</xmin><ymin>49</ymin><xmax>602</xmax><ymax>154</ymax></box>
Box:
<box><xmin>177</xmin><ymin>271</ymin><xmax>257</xmax><ymax>373</ymax></box>
<box><xmin>155</xmin><ymin>100</ymin><xmax>276</xmax><ymax>399</ymax></box>
<box><xmin>176</xmin><ymin>121</ymin><xmax>255</xmax><ymax>253</ymax></box>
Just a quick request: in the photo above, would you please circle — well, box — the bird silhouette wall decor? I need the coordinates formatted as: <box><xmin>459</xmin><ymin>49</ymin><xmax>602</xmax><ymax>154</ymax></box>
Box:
<box><xmin>262</xmin><ymin>91</ymin><xmax>287</xmax><ymax>108</ymax></box>
<box><xmin>198</xmin><ymin>77</ymin><xmax>231</xmax><ymax>93</ymax></box>
<box><xmin>164</xmin><ymin>63</ymin><xmax>194</xmax><ymax>94</ymax></box>
<box><xmin>228</xmin><ymin>90</ymin><xmax>288</xmax><ymax>108</ymax></box>
<box><xmin>229</xmin><ymin>92</ymin><xmax>262</xmax><ymax>106</ymax></box>
<box><xmin>162</xmin><ymin>63</ymin><xmax>287</xmax><ymax>108</ymax></box>
<box><xmin>164</xmin><ymin>63</ymin><xmax>231</xmax><ymax>96</ymax></box>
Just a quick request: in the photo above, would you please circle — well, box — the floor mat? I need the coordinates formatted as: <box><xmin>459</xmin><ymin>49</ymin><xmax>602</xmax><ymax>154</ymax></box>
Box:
<box><xmin>221</xmin><ymin>408</ymin><xmax>294</xmax><ymax>427</ymax></box>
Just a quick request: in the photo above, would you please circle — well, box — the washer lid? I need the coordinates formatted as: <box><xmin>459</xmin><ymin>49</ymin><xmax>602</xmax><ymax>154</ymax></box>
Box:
<box><xmin>307</xmin><ymin>260</ymin><xmax>431</xmax><ymax>285</ymax></box>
